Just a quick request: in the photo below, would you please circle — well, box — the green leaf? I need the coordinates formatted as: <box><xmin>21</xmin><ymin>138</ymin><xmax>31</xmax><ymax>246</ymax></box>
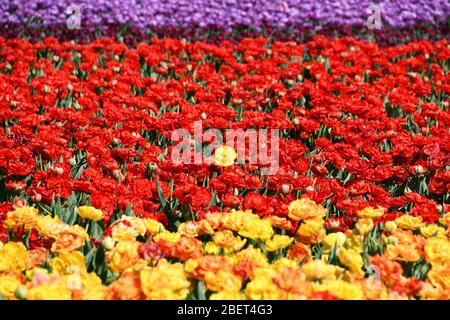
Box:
<box><xmin>205</xmin><ymin>190</ymin><xmax>217</xmax><ymax>209</ymax></box>
<box><xmin>124</xmin><ymin>204</ymin><xmax>134</xmax><ymax>217</ymax></box>
<box><xmin>411</xmin><ymin>259</ymin><xmax>431</xmax><ymax>281</ymax></box>
<box><xmin>156</xmin><ymin>177</ymin><xmax>167</xmax><ymax>208</ymax></box>
<box><xmin>84</xmin><ymin>247</ymin><xmax>96</xmax><ymax>272</ymax></box>
<box><xmin>196</xmin><ymin>281</ymin><xmax>207</xmax><ymax>301</ymax></box>
<box><xmin>311</xmin><ymin>244</ymin><xmax>323</xmax><ymax>260</ymax></box>
<box><xmin>327</xmin><ymin>243</ymin><xmax>338</xmax><ymax>264</ymax></box>
<box><xmin>88</xmin><ymin>221</ymin><xmax>104</xmax><ymax>240</ymax></box>
<box><xmin>94</xmin><ymin>246</ymin><xmax>106</xmax><ymax>267</ymax></box>
<box><xmin>103</xmin><ymin>269</ymin><xmax>119</xmax><ymax>286</ymax></box>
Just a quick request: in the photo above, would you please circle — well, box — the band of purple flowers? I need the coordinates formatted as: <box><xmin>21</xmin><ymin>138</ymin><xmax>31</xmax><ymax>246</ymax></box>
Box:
<box><xmin>0</xmin><ymin>0</ymin><xmax>449</xmax><ymax>44</ymax></box>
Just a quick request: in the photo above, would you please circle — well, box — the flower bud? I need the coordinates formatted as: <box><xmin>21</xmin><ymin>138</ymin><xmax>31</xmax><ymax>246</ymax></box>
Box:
<box><xmin>15</xmin><ymin>287</ymin><xmax>27</xmax><ymax>300</ymax></box>
<box><xmin>53</xmin><ymin>167</ymin><xmax>64</xmax><ymax>176</ymax></box>
<box><xmin>414</xmin><ymin>165</ymin><xmax>425</xmax><ymax>174</ymax></box>
<box><xmin>281</xmin><ymin>184</ymin><xmax>291</xmax><ymax>194</ymax></box>
<box><xmin>113</xmin><ymin>169</ymin><xmax>124</xmax><ymax>181</ymax></box>
<box><xmin>148</xmin><ymin>162</ymin><xmax>158</xmax><ymax>171</ymax></box>
<box><xmin>33</xmin><ymin>194</ymin><xmax>42</xmax><ymax>202</ymax></box>
<box><xmin>102</xmin><ymin>237</ymin><xmax>115</xmax><ymax>250</ymax></box>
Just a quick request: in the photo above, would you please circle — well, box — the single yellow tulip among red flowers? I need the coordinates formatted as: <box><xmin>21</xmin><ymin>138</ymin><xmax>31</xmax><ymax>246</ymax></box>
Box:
<box><xmin>212</xmin><ymin>145</ymin><xmax>238</xmax><ymax>167</ymax></box>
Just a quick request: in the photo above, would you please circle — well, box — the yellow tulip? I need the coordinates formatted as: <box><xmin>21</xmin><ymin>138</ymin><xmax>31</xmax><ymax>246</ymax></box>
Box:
<box><xmin>212</xmin><ymin>145</ymin><xmax>238</xmax><ymax>167</ymax></box>
<box><xmin>288</xmin><ymin>198</ymin><xmax>326</xmax><ymax>221</ymax></box>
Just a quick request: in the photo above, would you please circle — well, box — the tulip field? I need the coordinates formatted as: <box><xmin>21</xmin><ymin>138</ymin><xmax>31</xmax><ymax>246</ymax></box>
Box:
<box><xmin>0</xmin><ymin>1</ymin><xmax>449</xmax><ymax>300</ymax></box>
